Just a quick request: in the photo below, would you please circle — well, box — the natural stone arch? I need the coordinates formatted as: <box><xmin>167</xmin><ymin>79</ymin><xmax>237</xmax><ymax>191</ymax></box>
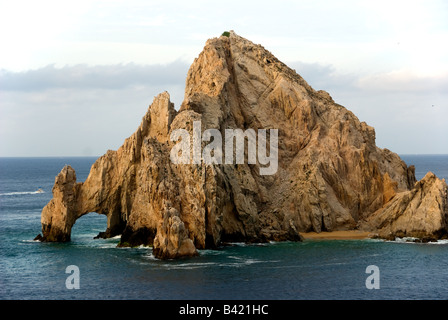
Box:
<box><xmin>37</xmin><ymin>165</ymin><xmax>126</xmax><ymax>242</ymax></box>
<box><xmin>37</xmin><ymin>92</ymin><xmax>199</xmax><ymax>259</ymax></box>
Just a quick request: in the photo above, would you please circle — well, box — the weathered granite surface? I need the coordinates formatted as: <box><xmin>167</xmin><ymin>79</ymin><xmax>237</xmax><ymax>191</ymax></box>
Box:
<box><xmin>37</xmin><ymin>31</ymin><xmax>448</xmax><ymax>258</ymax></box>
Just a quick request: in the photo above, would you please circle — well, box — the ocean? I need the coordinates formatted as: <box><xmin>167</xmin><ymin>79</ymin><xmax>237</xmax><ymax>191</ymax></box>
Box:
<box><xmin>1</xmin><ymin>155</ymin><xmax>448</xmax><ymax>301</ymax></box>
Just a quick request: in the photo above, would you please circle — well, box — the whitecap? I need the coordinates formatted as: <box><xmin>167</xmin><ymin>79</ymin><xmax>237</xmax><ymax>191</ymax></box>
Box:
<box><xmin>95</xmin><ymin>244</ymin><xmax>118</xmax><ymax>249</ymax></box>
<box><xmin>135</xmin><ymin>245</ymin><xmax>152</xmax><ymax>249</ymax></box>
<box><xmin>228</xmin><ymin>242</ymin><xmax>248</xmax><ymax>247</ymax></box>
<box><xmin>385</xmin><ymin>237</ymin><xmax>418</xmax><ymax>243</ymax></box>
<box><xmin>397</xmin><ymin>237</ymin><xmax>419</xmax><ymax>242</ymax></box>
<box><xmin>387</xmin><ymin>237</ymin><xmax>448</xmax><ymax>245</ymax></box>
<box><xmin>365</xmin><ymin>238</ymin><xmax>385</xmax><ymax>243</ymax></box>
<box><xmin>427</xmin><ymin>240</ymin><xmax>448</xmax><ymax>245</ymax></box>
<box><xmin>243</xmin><ymin>258</ymin><xmax>264</xmax><ymax>265</ymax></box>
<box><xmin>216</xmin><ymin>258</ymin><xmax>267</xmax><ymax>268</ymax></box>
<box><xmin>144</xmin><ymin>253</ymin><xmax>159</xmax><ymax>261</ymax></box>
<box><xmin>198</xmin><ymin>249</ymin><xmax>226</xmax><ymax>256</ymax></box>
<box><xmin>0</xmin><ymin>191</ymin><xmax>44</xmax><ymax>196</ymax></box>
<box><xmin>116</xmin><ymin>244</ymin><xmax>152</xmax><ymax>250</ymax></box>
<box><xmin>158</xmin><ymin>262</ymin><xmax>218</xmax><ymax>270</ymax></box>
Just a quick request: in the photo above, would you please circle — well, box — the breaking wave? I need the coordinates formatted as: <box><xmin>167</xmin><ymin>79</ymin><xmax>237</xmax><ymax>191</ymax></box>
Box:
<box><xmin>388</xmin><ymin>237</ymin><xmax>448</xmax><ymax>245</ymax></box>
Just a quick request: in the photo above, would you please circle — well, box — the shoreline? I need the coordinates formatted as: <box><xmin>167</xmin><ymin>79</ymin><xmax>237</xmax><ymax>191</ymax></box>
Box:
<box><xmin>301</xmin><ymin>230</ymin><xmax>375</xmax><ymax>240</ymax></box>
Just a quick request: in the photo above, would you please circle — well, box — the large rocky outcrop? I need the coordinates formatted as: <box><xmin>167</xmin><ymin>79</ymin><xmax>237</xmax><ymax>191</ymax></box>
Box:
<box><xmin>360</xmin><ymin>172</ymin><xmax>448</xmax><ymax>240</ymax></box>
<box><xmin>37</xmin><ymin>31</ymin><xmax>448</xmax><ymax>258</ymax></box>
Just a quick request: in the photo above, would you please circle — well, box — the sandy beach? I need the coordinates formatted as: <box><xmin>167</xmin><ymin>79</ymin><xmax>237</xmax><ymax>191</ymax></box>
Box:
<box><xmin>301</xmin><ymin>230</ymin><xmax>375</xmax><ymax>240</ymax></box>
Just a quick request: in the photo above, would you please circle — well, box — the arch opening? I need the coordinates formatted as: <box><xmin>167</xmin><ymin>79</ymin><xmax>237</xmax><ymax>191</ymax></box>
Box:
<box><xmin>71</xmin><ymin>210</ymin><xmax>127</xmax><ymax>241</ymax></box>
<box><xmin>70</xmin><ymin>212</ymin><xmax>108</xmax><ymax>242</ymax></box>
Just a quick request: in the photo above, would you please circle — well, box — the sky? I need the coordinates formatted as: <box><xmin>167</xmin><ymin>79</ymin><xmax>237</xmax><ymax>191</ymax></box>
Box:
<box><xmin>0</xmin><ymin>0</ymin><xmax>447</xmax><ymax>156</ymax></box>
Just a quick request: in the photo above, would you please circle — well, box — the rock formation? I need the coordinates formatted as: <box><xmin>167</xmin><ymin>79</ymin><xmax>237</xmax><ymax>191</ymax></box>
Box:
<box><xmin>360</xmin><ymin>172</ymin><xmax>448</xmax><ymax>240</ymax></box>
<box><xmin>37</xmin><ymin>31</ymin><xmax>448</xmax><ymax>258</ymax></box>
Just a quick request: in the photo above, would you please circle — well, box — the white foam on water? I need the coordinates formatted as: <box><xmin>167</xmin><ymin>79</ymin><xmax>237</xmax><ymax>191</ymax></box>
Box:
<box><xmin>395</xmin><ymin>237</ymin><xmax>419</xmax><ymax>242</ymax></box>
<box><xmin>96</xmin><ymin>244</ymin><xmax>118</xmax><ymax>249</ymax></box>
<box><xmin>365</xmin><ymin>238</ymin><xmax>385</xmax><ymax>243</ymax></box>
<box><xmin>217</xmin><ymin>258</ymin><xmax>268</xmax><ymax>268</ymax></box>
<box><xmin>229</xmin><ymin>242</ymin><xmax>248</xmax><ymax>247</ymax></box>
<box><xmin>116</xmin><ymin>244</ymin><xmax>152</xmax><ymax>250</ymax></box>
<box><xmin>427</xmin><ymin>239</ymin><xmax>448</xmax><ymax>245</ymax></box>
<box><xmin>387</xmin><ymin>237</ymin><xmax>448</xmax><ymax>245</ymax></box>
<box><xmin>198</xmin><ymin>249</ymin><xmax>227</xmax><ymax>256</ymax></box>
<box><xmin>242</xmin><ymin>258</ymin><xmax>264</xmax><ymax>265</ymax></box>
<box><xmin>145</xmin><ymin>253</ymin><xmax>159</xmax><ymax>261</ymax></box>
<box><xmin>158</xmin><ymin>262</ymin><xmax>218</xmax><ymax>270</ymax></box>
<box><xmin>135</xmin><ymin>244</ymin><xmax>152</xmax><ymax>249</ymax></box>
<box><xmin>0</xmin><ymin>191</ymin><xmax>45</xmax><ymax>196</ymax></box>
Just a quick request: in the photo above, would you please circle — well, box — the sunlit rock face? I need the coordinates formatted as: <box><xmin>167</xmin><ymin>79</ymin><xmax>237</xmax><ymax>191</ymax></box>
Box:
<box><xmin>37</xmin><ymin>31</ymin><xmax>448</xmax><ymax>258</ymax></box>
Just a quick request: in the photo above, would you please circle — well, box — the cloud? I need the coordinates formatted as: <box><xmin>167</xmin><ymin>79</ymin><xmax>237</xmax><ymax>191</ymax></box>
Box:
<box><xmin>356</xmin><ymin>70</ymin><xmax>448</xmax><ymax>94</ymax></box>
<box><xmin>0</xmin><ymin>60</ymin><xmax>190</xmax><ymax>92</ymax></box>
<box><xmin>287</xmin><ymin>61</ymin><xmax>357</xmax><ymax>92</ymax></box>
<box><xmin>283</xmin><ymin>61</ymin><xmax>448</xmax><ymax>154</ymax></box>
<box><xmin>287</xmin><ymin>60</ymin><xmax>448</xmax><ymax>103</ymax></box>
<box><xmin>0</xmin><ymin>62</ymin><xmax>190</xmax><ymax>157</ymax></box>
<box><xmin>0</xmin><ymin>60</ymin><xmax>447</xmax><ymax>156</ymax></box>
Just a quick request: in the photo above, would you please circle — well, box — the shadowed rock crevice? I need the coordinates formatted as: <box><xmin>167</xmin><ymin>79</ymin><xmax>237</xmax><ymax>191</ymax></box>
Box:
<box><xmin>117</xmin><ymin>226</ymin><xmax>157</xmax><ymax>247</ymax></box>
<box><xmin>37</xmin><ymin>31</ymin><xmax>448</xmax><ymax>258</ymax></box>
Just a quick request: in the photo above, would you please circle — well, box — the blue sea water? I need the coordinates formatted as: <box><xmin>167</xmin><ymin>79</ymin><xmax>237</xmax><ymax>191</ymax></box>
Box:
<box><xmin>0</xmin><ymin>155</ymin><xmax>448</xmax><ymax>300</ymax></box>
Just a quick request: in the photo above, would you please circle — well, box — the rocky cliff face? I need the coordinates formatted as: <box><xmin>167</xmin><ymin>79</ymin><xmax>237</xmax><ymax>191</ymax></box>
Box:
<box><xmin>360</xmin><ymin>172</ymin><xmax>448</xmax><ymax>240</ymax></box>
<box><xmin>37</xmin><ymin>31</ymin><xmax>448</xmax><ymax>258</ymax></box>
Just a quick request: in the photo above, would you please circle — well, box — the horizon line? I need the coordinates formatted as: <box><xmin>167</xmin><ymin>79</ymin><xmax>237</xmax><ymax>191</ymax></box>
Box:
<box><xmin>1</xmin><ymin>153</ymin><xmax>448</xmax><ymax>158</ymax></box>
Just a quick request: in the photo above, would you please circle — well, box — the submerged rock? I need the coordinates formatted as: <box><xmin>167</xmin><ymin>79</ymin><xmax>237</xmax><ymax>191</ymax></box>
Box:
<box><xmin>37</xmin><ymin>31</ymin><xmax>448</xmax><ymax>258</ymax></box>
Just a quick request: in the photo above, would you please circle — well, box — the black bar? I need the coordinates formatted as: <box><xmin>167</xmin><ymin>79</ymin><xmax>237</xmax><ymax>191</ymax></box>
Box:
<box><xmin>1</xmin><ymin>300</ymin><xmax>445</xmax><ymax>319</ymax></box>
